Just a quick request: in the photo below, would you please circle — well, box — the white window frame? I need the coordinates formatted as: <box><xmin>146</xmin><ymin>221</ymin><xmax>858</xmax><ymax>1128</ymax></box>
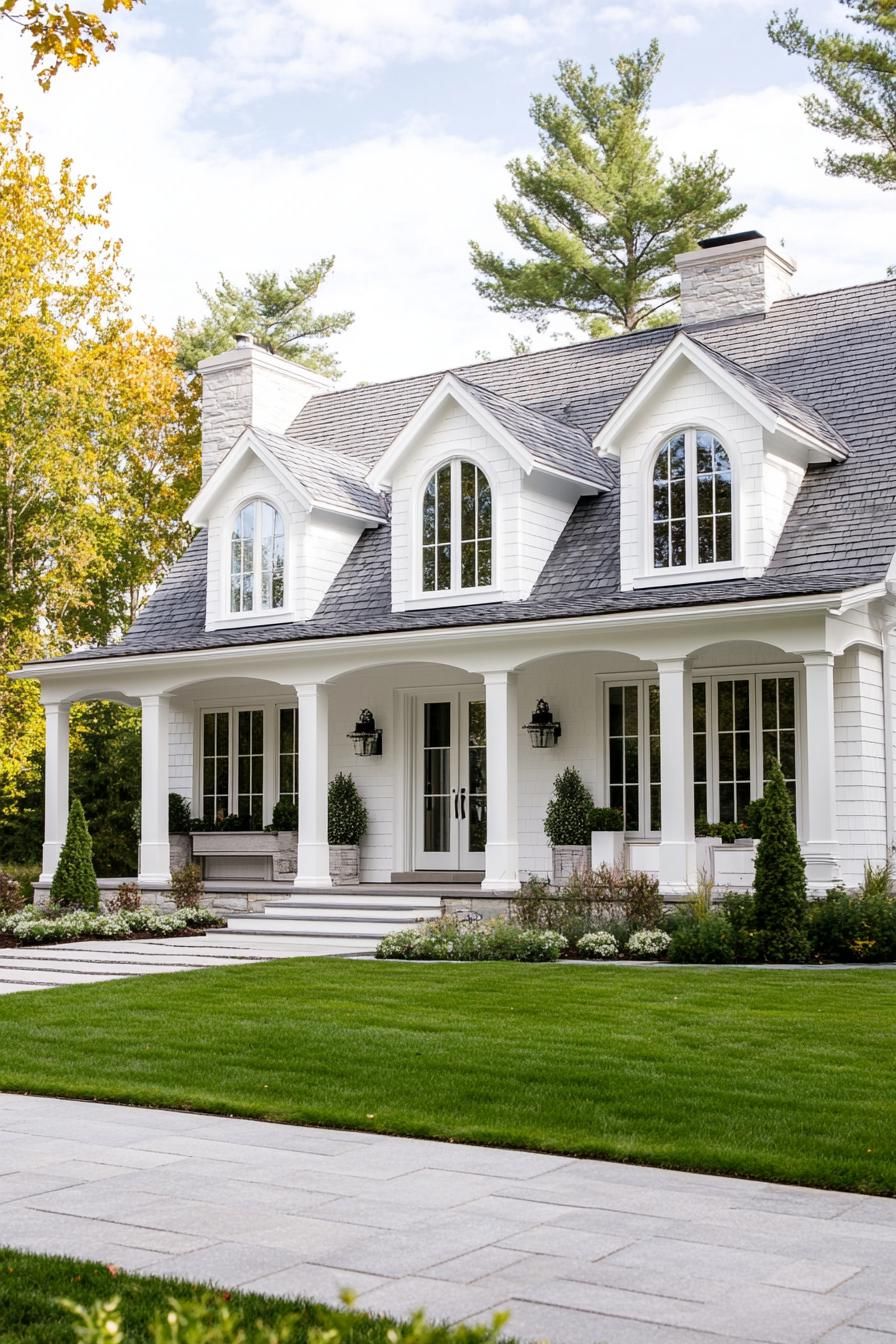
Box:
<box><xmin>414</xmin><ymin>457</ymin><xmax>499</xmax><ymax>603</ymax></box>
<box><xmin>196</xmin><ymin>704</ymin><xmax>268</xmax><ymax>825</ymax></box>
<box><xmin>692</xmin><ymin>666</ymin><xmax>803</xmax><ymax>834</ymax></box>
<box><xmin>635</xmin><ymin>425</ymin><xmax>744</xmax><ymax>588</ymax></box>
<box><xmin>275</xmin><ymin>703</ymin><xmax>299</xmax><ymax>807</ymax></box>
<box><xmin>600</xmin><ymin>676</ymin><xmax>661</xmax><ymax>839</ymax></box>
<box><xmin>598</xmin><ymin>664</ymin><xmax>804</xmax><ymax>838</ymax></box>
<box><xmin>224</xmin><ymin>496</ymin><xmax>289</xmax><ymax>621</ymax></box>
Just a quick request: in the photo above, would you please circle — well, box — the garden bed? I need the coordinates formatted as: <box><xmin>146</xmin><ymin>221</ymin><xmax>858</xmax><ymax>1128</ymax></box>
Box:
<box><xmin>0</xmin><ymin>906</ymin><xmax>225</xmax><ymax>947</ymax></box>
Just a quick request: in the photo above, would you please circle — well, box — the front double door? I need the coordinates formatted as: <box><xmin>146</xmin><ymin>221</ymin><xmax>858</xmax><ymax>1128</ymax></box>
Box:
<box><xmin>415</xmin><ymin>690</ymin><xmax>487</xmax><ymax>870</ymax></box>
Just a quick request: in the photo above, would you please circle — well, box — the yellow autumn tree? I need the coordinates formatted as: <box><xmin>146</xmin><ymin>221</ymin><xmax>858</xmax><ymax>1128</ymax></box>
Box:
<box><xmin>0</xmin><ymin>96</ymin><xmax>199</xmax><ymax>861</ymax></box>
<box><xmin>0</xmin><ymin>0</ymin><xmax>142</xmax><ymax>89</ymax></box>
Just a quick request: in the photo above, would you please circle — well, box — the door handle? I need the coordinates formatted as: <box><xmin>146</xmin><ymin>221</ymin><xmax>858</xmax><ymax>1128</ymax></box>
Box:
<box><xmin>453</xmin><ymin>789</ymin><xmax>459</xmax><ymax>819</ymax></box>
<box><xmin>460</xmin><ymin>788</ymin><xmax>467</xmax><ymax>820</ymax></box>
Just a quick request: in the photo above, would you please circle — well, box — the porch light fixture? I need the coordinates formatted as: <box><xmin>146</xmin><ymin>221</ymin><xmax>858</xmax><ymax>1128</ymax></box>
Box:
<box><xmin>524</xmin><ymin>698</ymin><xmax>561</xmax><ymax>748</ymax></box>
<box><xmin>347</xmin><ymin>708</ymin><xmax>383</xmax><ymax>757</ymax></box>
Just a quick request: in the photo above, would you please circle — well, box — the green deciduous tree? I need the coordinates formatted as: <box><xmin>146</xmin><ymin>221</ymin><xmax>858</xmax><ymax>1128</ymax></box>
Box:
<box><xmin>175</xmin><ymin>261</ymin><xmax>354</xmax><ymax>376</ymax></box>
<box><xmin>1</xmin><ymin>0</ymin><xmax>142</xmax><ymax>89</ymax></box>
<box><xmin>49</xmin><ymin>796</ymin><xmax>99</xmax><ymax>909</ymax></box>
<box><xmin>753</xmin><ymin>756</ymin><xmax>810</xmax><ymax>963</ymax></box>
<box><xmin>470</xmin><ymin>42</ymin><xmax>745</xmax><ymax>336</ymax></box>
<box><xmin>769</xmin><ymin>1</ymin><xmax>896</xmax><ymax>191</ymax></box>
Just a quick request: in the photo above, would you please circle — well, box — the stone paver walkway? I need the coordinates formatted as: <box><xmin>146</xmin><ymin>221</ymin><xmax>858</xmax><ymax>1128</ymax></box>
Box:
<box><xmin>0</xmin><ymin>1094</ymin><xmax>893</xmax><ymax>1343</ymax></box>
<box><xmin>0</xmin><ymin>934</ymin><xmax>356</xmax><ymax>993</ymax></box>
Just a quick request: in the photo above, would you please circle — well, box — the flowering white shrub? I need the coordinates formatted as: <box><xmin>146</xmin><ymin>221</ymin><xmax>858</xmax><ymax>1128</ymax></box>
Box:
<box><xmin>377</xmin><ymin>917</ymin><xmax>567</xmax><ymax>962</ymax></box>
<box><xmin>576</xmin><ymin>931</ymin><xmax>619</xmax><ymax>959</ymax></box>
<box><xmin>0</xmin><ymin>906</ymin><xmax>224</xmax><ymax>946</ymax></box>
<box><xmin>625</xmin><ymin>928</ymin><xmax>672</xmax><ymax>959</ymax></box>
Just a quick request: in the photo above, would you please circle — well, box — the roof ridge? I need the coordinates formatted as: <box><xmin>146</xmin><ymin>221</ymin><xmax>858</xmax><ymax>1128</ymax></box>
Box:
<box><xmin>453</xmin><ymin>372</ymin><xmax>592</xmax><ymax>439</ymax></box>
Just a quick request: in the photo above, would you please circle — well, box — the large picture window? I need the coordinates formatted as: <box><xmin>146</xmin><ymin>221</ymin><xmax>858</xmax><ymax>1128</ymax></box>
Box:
<box><xmin>229</xmin><ymin>499</ymin><xmax>285</xmax><ymax>615</ymax></box>
<box><xmin>421</xmin><ymin>460</ymin><xmax>492</xmax><ymax>593</ymax></box>
<box><xmin>652</xmin><ymin>429</ymin><xmax>732</xmax><ymax>571</ymax></box>
<box><xmin>603</xmin><ymin>670</ymin><xmax>799</xmax><ymax>836</ymax></box>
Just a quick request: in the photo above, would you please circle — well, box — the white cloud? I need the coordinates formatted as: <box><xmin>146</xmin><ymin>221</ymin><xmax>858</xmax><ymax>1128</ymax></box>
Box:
<box><xmin>0</xmin><ymin>17</ymin><xmax>891</xmax><ymax>389</ymax></box>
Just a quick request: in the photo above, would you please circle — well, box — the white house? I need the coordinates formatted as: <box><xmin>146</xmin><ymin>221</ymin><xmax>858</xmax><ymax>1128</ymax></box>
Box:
<box><xmin>18</xmin><ymin>231</ymin><xmax>896</xmax><ymax>921</ymax></box>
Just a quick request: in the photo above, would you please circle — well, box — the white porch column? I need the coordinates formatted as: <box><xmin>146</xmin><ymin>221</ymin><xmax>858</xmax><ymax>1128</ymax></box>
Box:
<box><xmin>139</xmin><ymin>694</ymin><xmax>171</xmax><ymax>886</ymax></box>
<box><xmin>656</xmin><ymin>658</ymin><xmax>697</xmax><ymax>895</ymax></box>
<box><xmin>801</xmin><ymin>651</ymin><xmax>840</xmax><ymax>888</ymax></box>
<box><xmin>39</xmin><ymin>700</ymin><xmax>70</xmax><ymax>882</ymax></box>
<box><xmin>295</xmin><ymin>683</ymin><xmax>332</xmax><ymax>889</ymax></box>
<box><xmin>482</xmin><ymin>671</ymin><xmax>519</xmax><ymax>892</ymax></box>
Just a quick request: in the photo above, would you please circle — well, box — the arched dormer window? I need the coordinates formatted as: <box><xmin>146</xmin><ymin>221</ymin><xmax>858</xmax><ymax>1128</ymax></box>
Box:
<box><xmin>652</xmin><ymin>429</ymin><xmax>732</xmax><ymax>570</ymax></box>
<box><xmin>421</xmin><ymin>460</ymin><xmax>492</xmax><ymax>593</ymax></box>
<box><xmin>230</xmin><ymin>499</ymin><xmax>285</xmax><ymax>614</ymax></box>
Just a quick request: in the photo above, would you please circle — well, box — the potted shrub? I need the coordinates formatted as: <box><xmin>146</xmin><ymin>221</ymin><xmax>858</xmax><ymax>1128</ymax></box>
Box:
<box><xmin>589</xmin><ymin>806</ymin><xmax>625</xmax><ymax>870</ymax></box>
<box><xmin>544</xmin><ymin>767</ymin><xmax>593</xmax><ymax>886</ymax></box>
<box><xmin>168</xmin><ymin>793</ymin><xmax>193</xmax><ymax>870</ymax></box>
<box><xmin>328</xmin><ymin>772</ymin><xmax>368</xmax><ymax>885</ymax></box>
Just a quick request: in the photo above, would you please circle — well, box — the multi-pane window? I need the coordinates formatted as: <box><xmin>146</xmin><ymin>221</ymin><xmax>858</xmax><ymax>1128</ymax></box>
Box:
<box><xmin>692</xmin><ymin>673</ymin><xmax>799</xmax><ymax>825</ymax></box>
<box><xmin>201</xmin><ymin>711</ymin><xmax>230</xmax><ymax>824</ymax></box>
<box><xmin>278</xmin><ymin>707</ymin><xmax>298</xmax><ymax>805</ymax></box>
<box><xmin>230</xmin><ymin>500</ymin><xmax>285</xmax><ymax>614</ymax></box>
<box><xmin>236</xmin><ymin>709</ymin><xmax>264</xmax><ymax>827</ymax></box>
<box><xmin>648</xmin><ymin>684</ymin><xmax>661</xmax><ymax>832</ymax></box>
<box><xmin>422</xmin><ymin>460</ymin><xmax>492</xmax><ymax>593</ymax></box>
<box><xmin>200</xmin><ymin>708</ymin><xmax>266</xmax><ymax>827</ymax></box>
<box><xmin>608</xmin><ymin>685</ymin><xmax>641</xmax><ymax>831</ymax></box>
<box><xmin>467</xmin><ymin>699</ymin><xmax>487</xmax><ymax>854</ymax></box>
<box><xmin>652</xmin><ymin>429</ymin><xmax>733</xmax><ymax>571</ymax></box>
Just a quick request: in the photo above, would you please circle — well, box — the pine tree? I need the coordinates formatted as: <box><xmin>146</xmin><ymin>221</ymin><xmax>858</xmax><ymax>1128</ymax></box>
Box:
<box><xmin>50</xmin><ymin>798</ymin><xmax>100</xmax><ymax>911</ymax></box>
<box><xmin>769</xmin><ymin>2</ymin><xmax>896</xmax><ymax>193</ymax></box>
<box><xmin>753</xmin><ymin>757</ymin><xmax>809</xmax><ymax>963</ymax></box>
<box><xmin>470</xmin><ymin>43</ymin><xmax>745</xmax><ymax>336</ymax></box>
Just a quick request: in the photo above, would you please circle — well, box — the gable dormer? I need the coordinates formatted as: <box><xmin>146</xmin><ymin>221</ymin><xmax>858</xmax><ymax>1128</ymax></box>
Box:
<box><xmin>187</xmin><ymin>423</ymin><xmax>384</xmax><ymax>630</ymax></box>
<box><xmin>595</xmin><ymin>332</ymin><xmax>848</xmax><ymax>592</ymax></box>
<box><xmin>368</xmin><ymin>373</ymin><xmax>609</xmax><ymax>612</ymax></box>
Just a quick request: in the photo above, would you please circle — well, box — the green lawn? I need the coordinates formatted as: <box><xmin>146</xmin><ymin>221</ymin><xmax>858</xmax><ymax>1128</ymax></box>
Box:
<box><xmin>0</xmin><ymin>1246</ymin><xmax>498</xmax><ymax>1344</ymax></box>
<box><xmin>0</xmin><ymin>960</ymin><xmax>894</xmax><ymax>1194</ymax></box>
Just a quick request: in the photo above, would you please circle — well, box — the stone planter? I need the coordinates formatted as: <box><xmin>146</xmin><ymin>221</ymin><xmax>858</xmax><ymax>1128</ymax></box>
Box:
<box><xmin>711</xmin><ymin>840</ymin><xmax>757</xmax><ymax>891</ymax></box>
<box><xmin>168</xmin><ymin>833</ymin><xmax>192</xmax><ymax>872</ymax></box>
<box><xmin>330</xmin><ymin>844</ymin><xmax>360</xmax><ymax>885</ymax></box>
<box><xmin>191</xmin><ymin>831</ymin><xmax>283</xmax><ymax>881</ymax></box>
<box><xmin>591</xmin><ymin>830</ymin><xmax>624</xmax><ymax>871</ymax></box>
<box><xmin>552</xmin><ymin>845</ymin><xmax>591</xmax><ymax>887</ymax></box>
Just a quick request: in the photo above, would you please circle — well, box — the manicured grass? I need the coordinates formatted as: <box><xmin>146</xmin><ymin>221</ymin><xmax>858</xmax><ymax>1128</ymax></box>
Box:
<box><xmin>0</xmin><ymin>1246</ymin><xmax>495</xmax><ymax>1344</ymax></box>
<box><xmin>0</xmin><ymin>961</ymin><xmax>894</xmax><ymax>1193</ymax></box>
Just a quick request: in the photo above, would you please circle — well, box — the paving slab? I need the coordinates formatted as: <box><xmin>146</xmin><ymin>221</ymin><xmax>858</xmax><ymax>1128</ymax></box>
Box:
<box><xmin>0</xmin><ymin>1092</ymin><xmax>889</xmax><ymax>1344</ymax></box>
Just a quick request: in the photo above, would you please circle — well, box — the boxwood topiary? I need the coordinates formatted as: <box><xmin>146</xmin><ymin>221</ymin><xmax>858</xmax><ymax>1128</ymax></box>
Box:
<box><xmin>544</xmin><ymin>767</ymin><xmax>594</xmax><ymax>846</ymax></box>
<box><xmin>328</xmin><ymin>772</ymin><xmax>368</xmax><ymax>846</ymax></box>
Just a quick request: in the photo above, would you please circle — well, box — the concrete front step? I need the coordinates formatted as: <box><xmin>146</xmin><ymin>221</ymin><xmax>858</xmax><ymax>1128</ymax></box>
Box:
<box><xmin>223</xmin><ymin>916</ymin><xmax>385</xmax><ymax>943</ymax></box>
<box><xmin>276</xmin><ymin>893</ymin><xmax>442</xmax><ymax>910</ymax></box>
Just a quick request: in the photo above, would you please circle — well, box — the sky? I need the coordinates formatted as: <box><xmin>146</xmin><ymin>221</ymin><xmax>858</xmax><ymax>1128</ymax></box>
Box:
<box><xmin>0</xmin><ymin>0</ymin><xmax>891</xmax><ymax>385</ymax></box>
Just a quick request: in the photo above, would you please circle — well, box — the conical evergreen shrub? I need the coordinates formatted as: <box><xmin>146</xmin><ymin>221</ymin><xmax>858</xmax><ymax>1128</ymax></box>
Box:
<box><xmin>50</xmin><ymin>798</ymin><xmax>100</xmax><ymax>911</ymax></box>
<box><xmin>753</xmin><ymin>756</ymin><xmax>809</xmax><ymax>962</ymax></box>
<box><xmin>328</xmin><ymin>773</ymin><xmax>368</xmax><ymax>846</ymax></box>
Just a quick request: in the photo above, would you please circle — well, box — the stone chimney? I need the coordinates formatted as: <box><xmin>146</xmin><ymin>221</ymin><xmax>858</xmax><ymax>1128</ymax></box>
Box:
<box><xmin>198</xmin><ymin>338</ymin><xmax>332</xmax><ymax>482</ymax></box>
<box><xmin>676</xmin><ymin>230</ymin><xmax>796</xmax><ymax>326</ymax></box>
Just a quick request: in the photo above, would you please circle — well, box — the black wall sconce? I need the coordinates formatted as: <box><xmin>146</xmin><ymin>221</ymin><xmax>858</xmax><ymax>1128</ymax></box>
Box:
<box><xmin>524</xmin><ymin>698</ymin><xmax>562</xmax><ymax>747</ymax></box>
<box><xmin>347</xmin><ymin>708</ymin><xmax>383</xmax><ymax>756</ymax></box>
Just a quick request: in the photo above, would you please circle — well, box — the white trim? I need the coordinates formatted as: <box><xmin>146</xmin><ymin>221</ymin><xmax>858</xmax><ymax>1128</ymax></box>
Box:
<box><xmin>594</xmin><ymin>332</ymin><xmax>846</xmax><ymax>463</ymax></box>
<box><xmin>221</xmin><ymin>494</ymin><xmax>290</xmax><ymax>622</ymax></box>
<box><xmin>367</xmin><ymin>372</ymin><xmax>605</xmax><ymax>493</ymax></box>
<box><xmin>414</xmin><ymin>456</ymin><xmax>499</xmax><ymax>602</ymax></box>
<box><xmin>639</xmin><ymin>425</ymin><xmax>740</xmax><ymax>580</ymax></box>
<box><xmin>186</xmin><ymin>429</ymin><xmax>311</xmax><ymax>527</ymax></box>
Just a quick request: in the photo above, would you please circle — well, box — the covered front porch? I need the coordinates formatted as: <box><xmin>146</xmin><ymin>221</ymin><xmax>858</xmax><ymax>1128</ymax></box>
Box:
<box><xmin>29</xmin><ymin>596</ymin><xmax>889</xmax><ymax>900</ymax></box>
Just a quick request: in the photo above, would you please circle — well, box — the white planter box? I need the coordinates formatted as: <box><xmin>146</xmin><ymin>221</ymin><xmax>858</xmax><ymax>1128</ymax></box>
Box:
<box><xmin>712</xmin><ymin>841</ymin><xmax>757</xmax><ymax>891</ymax></box>
<box><xmin>627</xmin><ymin>841</ymin><xmax>660</xmax><ymax>877</ymax></box>
<box><xmin>695</xmin><ymin>835</ymin><xmax>721</xmax><ymax>877</ymax></box>
<box><xmin>330</xmin><ymin>845</ymin><xmax>360</xmax><ymax>885</ymax></box>
<box><xmin>191</xmin><ymin>832</ymin><xmax>282</xmax><ymax>857</ymax></box>
<box><xmin>552</xmin><ymin>845</ymin><xmax>591</xmax><ymax>887</ymax></box>
<box><xmin>591</xmin><ymin>831</ymin><xmax>624</xmax><ymax>870</ymax></box>
<box><xmin>190</xmin><ymin>831</ymin><xmax>298</xmax><ymax>882</ymax></box>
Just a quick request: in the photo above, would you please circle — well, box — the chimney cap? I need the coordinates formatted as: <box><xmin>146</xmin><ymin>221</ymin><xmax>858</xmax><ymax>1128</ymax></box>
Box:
<box><xmin>234</xmin><ymin>332</ymin><xmax>254</xmax><ymax>347</ymax></box>
<box><xmin>697</xmin><ymin>230</ymin><xmax>765</xmax><ymax>250</ymax></box>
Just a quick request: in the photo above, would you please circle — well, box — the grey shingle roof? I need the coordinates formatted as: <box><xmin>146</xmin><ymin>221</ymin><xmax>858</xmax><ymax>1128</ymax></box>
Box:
<box><xmin>53</xmin><ymin>277</ymin><xmax>896</xmax><ymax>663</ymax></box>
<box><xmin>250</xmin><ymin>427</ymin><xmax>387</xmax><ymax>520</ymax></box>
<box><xmin>685</xmin><ymin>337</ymin><xmax>850</xmax><ymax>457</ymax></box>
<box><xmin>455</xmin><ymin>377</ymin><xmax>613</xmax><ymax>488</ymax></box>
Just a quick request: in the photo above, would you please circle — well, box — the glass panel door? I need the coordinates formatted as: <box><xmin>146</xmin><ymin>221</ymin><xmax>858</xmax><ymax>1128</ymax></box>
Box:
<box><xmin>608</xmin><ymin>684</ymin><xmax>640</xmax><ymax>831</ymax></box>
<box><xmin>418</xmin><ymin>699</ymin><xmax>457</xmax><ymax>868</ymax></box>
<box><xmin>717</xmin><ymin>678</ymin><xmax>752</xmax><ymax>822</ymax></box>
<box><xmin>202</xmin><ymin>711</ymin><xmax>229</xmax><ymax>825</ymax></box>
<box><xmin>461</xmin><ymin>694</ymin><xmax>487</xmax><ymax>867</ymax></box>
<box><xmin>236</xmin><ymin>709</ymin><xmax>264</xmax><ymax>828</ymax></box>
